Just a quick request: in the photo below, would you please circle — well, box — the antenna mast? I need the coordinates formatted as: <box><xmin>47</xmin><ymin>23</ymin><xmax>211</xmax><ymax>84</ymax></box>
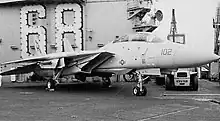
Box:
<box><xmin>170</xmin><ymin>9</ymin><xmax>177</xmax><ymax>42</ymax></box>
<box><xmin>167</xmin><ymin>9</ymin><xmax>185</xmax><ymax>44</ymax></box>
<box><xmin>213</xmin><ymin>3</ymin><xmax>220</xmax><ymax>55</ymax></box>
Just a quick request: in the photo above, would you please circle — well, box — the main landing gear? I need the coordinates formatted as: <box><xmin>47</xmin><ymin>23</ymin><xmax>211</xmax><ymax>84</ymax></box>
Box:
<box><xmin>102</xmin><ymin>77</ymin><xmax>111</xmax><ymax>88</ymax></box>
<box><xmin>133</xmin><ymin>72</ymin><xmax>148</xmax><ymax>96</ymax></box>
<box><xmin>46</xmin><ymin>68</ymin><xmax>63</xmax><ymax>92</ymax></box>
<box><xmin>46</xmin><ymin>79</ymin><xmax>58</xmax><ymax>91</ymax></box>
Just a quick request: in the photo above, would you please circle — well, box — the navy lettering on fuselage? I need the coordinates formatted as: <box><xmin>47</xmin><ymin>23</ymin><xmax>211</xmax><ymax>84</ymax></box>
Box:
<box><xmin>142</xmin><ymin>58</ymin><xmax>146</xmax><ymax>64</ymax></box>
<box><xmin>161</xmin><ymin>48</ymin><xmax>172</xmax><ymax>55</ymax></box>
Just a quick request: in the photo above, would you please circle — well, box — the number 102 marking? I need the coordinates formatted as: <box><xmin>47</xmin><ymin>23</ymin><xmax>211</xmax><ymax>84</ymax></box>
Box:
<box><xmin>161</xmin><ymin>48</ymin><xmax>172</xmax><ymax>55</ymax></box>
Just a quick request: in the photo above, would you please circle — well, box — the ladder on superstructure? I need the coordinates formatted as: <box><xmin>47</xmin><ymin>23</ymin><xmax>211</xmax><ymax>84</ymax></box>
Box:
<box><xmin>127</xmin><ymin>0</ymin><xmax>162</xmax><ymax>32</ymax></box>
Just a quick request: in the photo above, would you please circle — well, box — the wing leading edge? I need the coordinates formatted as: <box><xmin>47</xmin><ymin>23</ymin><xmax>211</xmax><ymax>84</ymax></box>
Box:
<box><xmin>0</xmin><ymin>50</ymin><xmax>115</xmax><ymax>76</ymax></box>
<box><xmin>1</xmin><ymin>50</ymin><xmax>113</xmax><ymax>65</ymax></box>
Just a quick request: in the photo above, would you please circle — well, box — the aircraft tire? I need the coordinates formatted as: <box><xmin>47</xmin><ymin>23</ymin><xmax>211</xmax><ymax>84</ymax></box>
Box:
<box><xmin>133</xmin><ymin>86</ymin><xmax>147</xmax><ymax>96</ymax></box>
<box><xmin>46</xmin><ymin>79</ymin><xmax>55</xmax><ymax>91</ymax></box>
<box><xmin>165</xmin><ymin>75</ymin><xmax>173</xmax><ymax>90</ymax></box>
<box><xmin>191</xmin><ymin>75</ymin><xmax>198</xmax><ymax>91</ymax></box>
<box><xmin>102</xmin><ymin>77</ymin><xmax>111</xmax><ymax>88</ymax></box>
<box><xmin>133</xmin><ymin>86</ymin><xmax>140</xmax><ymax>96</ymax></box>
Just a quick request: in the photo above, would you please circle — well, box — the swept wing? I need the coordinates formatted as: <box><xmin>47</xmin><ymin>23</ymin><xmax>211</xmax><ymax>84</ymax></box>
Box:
<box><xmin>0</xmin><ymin>50</ymin><xmax>115</xmax><ymax>75</ymax></box>
<box><xmin>1</xmin><ymin>50</ymin><xmax>113</xmax><ymax>65</ymax></box>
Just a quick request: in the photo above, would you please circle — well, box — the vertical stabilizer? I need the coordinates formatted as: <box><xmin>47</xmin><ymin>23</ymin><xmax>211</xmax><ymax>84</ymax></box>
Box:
<box><xmin>63</xmin><ymin>38</ymin><xmax>74</xmax><ymax>52</ymax></box>
<box><xmin>34</xmin><ymin>39</ymin><xmax>46</xmax><ymax>56</ymax></box>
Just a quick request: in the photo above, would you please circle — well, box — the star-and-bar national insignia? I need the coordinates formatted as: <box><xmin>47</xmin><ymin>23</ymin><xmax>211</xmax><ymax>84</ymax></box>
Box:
<box><xmin>119</xmin><ymin>59</ymin><xmax>126</xmax><ymax>65</ymax></box>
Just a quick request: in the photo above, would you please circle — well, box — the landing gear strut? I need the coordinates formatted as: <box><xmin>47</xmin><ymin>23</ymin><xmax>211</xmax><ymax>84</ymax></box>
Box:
<box><xmin>133</xmin><ymin>72</ymin><xmax>147</xmax><ymax>96</ymax></box>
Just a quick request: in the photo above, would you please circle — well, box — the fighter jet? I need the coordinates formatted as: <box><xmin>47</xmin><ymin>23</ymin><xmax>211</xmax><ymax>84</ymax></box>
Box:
<box><xmin>0</xmin><ymin>32</ymin><xmax>219</xmax><ymax>96</ymax></box>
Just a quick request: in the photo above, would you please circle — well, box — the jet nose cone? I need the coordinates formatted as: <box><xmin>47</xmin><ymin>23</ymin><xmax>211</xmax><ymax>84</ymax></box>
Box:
<box><xmin>174</xmin><ymin>47</ymin><xmax>220</xmax><ymax>68</ymax></box>
<box><xmin>193</xmin><ymin>49</ymin><xmax>220</xmax><ymax>62</ymax></box>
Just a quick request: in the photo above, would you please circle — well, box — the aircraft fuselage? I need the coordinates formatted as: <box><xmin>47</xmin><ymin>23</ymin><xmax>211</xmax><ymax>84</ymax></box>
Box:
<box><xmin>34</xmin><ymin>32</ymin><xmax>219</xmax><ymax>78</ymax></box>
<box><xmin>95</xmin><ymin>41</ymin><xmax>219</xmax><ymax>74</ymax></box>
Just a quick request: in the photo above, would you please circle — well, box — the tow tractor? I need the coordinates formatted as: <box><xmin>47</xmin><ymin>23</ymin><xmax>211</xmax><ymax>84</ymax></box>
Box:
<box><xmin>165</xmin><ymin>68</ymin><xmax>198</xmax><ymax>91</ymax></box>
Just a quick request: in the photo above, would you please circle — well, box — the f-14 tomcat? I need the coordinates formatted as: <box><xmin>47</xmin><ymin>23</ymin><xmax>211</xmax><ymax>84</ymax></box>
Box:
<box><xmin>1</xmin><ymin>32</ymin><xmax>219</xmax><ymax>96</ymax></box>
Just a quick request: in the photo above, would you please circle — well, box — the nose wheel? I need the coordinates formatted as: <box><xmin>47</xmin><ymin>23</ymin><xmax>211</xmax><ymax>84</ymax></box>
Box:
<box><xmin>133</xmin><ymin>86</ymin><xmax>147</xmax><ymax>96</ymax></box>
<box><xmin>133</xmin><ymin>72</ymin><xmax>147</xmax><ymax>96</ymax></box>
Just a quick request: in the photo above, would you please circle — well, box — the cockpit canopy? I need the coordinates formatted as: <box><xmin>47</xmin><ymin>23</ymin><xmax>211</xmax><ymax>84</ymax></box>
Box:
<box><xmin>113</xmin><ymin>32</ymin><xmax>164</xmax><ymax>43</ymax></box>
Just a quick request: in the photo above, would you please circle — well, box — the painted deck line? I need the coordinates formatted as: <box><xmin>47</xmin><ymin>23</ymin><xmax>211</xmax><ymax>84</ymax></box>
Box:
<box><xmin>137</xmin><ymin>106</ymin><xmax>199</xmax><ymax>121</ymax></box>
<box><xmin>163</xmin><ymin>93</ymin><xmax>220</xmax><ymax>96</ymax></box>
<box><xmin>201</xmin><ymin>79</ymin><xmax>220</xmax><ymax>85</ymax></box>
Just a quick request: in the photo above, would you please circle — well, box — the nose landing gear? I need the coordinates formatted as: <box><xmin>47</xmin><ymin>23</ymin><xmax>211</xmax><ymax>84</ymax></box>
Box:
<box><xmin>133</xmin><ymin>72</ymin><xmax>148</xmax><ymax>96</ymax></box>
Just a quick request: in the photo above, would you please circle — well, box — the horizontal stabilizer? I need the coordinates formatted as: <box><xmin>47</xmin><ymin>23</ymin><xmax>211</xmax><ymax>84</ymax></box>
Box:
<box><xmin>0</xmin><ymin>63</ymin><xmax>40</xmax><ymax>76</ymax></box>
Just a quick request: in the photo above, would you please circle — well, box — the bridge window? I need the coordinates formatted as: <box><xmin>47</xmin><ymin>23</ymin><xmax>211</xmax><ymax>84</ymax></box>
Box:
<box><xmin>113</xmin><ymin>35</ymin><xmax>129</xmax><ymax>43</ymax></box>
<box><xmin>112</xmin><ymin>32</ymin><xmax>164</xmax><ymax>43</ymax></box>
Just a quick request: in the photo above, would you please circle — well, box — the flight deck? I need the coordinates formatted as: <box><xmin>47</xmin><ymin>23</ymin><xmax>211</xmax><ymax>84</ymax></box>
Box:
<box><xmin>0</xmin><ymin>79</ymin><xmax>219</xmax><ymax>121</ymax></box>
